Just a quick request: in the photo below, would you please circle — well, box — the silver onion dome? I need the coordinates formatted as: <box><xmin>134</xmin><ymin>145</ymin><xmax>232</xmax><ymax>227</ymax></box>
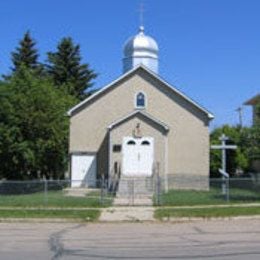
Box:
<box><xmin>123</xmin><ymin>26</ymin><xmax>159</xmax><ymax>74</ymax></box>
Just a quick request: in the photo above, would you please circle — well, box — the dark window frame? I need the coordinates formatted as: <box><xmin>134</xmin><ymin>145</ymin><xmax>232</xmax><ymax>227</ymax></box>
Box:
<box><xmin>113</xmin><ymin>144</ymin><xmax>122</xmax><ymax>152</ymax></box>
<box><xmin>136</xmin><ymin>92</ymin><xmax>146</xmax><ymax>108</ymax></box>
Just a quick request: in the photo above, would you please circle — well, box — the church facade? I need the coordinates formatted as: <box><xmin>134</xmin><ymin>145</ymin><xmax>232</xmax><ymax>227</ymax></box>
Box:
<box><xmin>68</xmin><ymin>27</ymin><xmax>214</xmax><ymax>190</ymax></box>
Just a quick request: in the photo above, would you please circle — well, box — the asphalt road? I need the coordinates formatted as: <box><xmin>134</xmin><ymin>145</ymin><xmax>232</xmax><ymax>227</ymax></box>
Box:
<box><xmin>0</xmin><ymin>219</ymin><xmax>259</xmax><ymax>259</ymax></box>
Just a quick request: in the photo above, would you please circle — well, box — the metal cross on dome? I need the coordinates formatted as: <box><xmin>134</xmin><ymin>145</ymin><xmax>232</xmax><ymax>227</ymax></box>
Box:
<box><xmin>138</xmin><ymin>2</ymin><xmax>145</xmax><ymax>28</ymax></box>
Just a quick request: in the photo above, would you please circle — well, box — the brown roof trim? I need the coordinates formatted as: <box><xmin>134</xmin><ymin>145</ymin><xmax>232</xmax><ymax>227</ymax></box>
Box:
<box><xmin>107</xmin><ymin>110</ymin><xmax>169</xmax><ymax>131</ymax></box>
<box><xmin>244</xmin><ymin>94</ymin><xmax>260</xmax><ymax>106</ymax></box>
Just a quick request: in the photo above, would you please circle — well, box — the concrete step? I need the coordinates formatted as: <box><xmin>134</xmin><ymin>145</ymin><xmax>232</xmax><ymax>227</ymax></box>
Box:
<box><xmin>64</xmin><ymin>188</ymin><xmax>99</xmax><ymax>197</ymax></box>
<box><xmin>116</xmin><ymin>192</ymin><xmax>153</xmax><ymax>198</ymax></box>
<box><xmin>116</xmin><ymin>176</ymin><xmax>155</xmax><ymax>205</ymax></box>
<box><xmin>113</xmin><ymin>196</ymin><xmax>153</xmax><ymax>206</ymax></box>
<box><xmin>117</xmin><ymin>177</ymin><xmax>154</xmax><ymax>195</ymax></box>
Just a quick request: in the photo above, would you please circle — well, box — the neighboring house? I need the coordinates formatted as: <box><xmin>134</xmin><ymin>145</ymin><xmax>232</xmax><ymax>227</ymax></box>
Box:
<box><xmin>244</xmin><ymin>93</ymin><xmax>260</xmax><ymax>126</ymax></box>
<box><xmin>244</xmin><ymin>93</ymin><xmax>260</xmax><ymax>173</ymax></box>
<box><xmin>67</xmin><ymin>26</ymin><xmax>214</xmax><ymax>190</ymax></box>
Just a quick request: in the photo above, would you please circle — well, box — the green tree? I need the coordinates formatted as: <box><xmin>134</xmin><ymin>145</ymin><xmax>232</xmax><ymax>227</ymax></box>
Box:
<box><xmin>47</xmin><ymin>37</ymin><xmax>97</xmax><ymax>100</ymax></box>
<box><xmin>254</xmin><ymin>103</ymin><xmax>260</xmax><ymax>125</ymax></box>
<box><xmin>11</xmin><ymin>31</ymin><xmax>40</xmax><ymax>71</ymax></box>
<box><xmin>245</xmin><ymin>104</ymin><xmax>260</xmax><ymax>170</ymax></box>
<box><xmin>0</xmin><ymin>67</ymin><xmax>76</xmax><ymax>179</ymax></box>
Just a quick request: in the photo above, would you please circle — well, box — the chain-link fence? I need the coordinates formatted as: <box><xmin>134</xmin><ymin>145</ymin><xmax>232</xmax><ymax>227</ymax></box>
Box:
<box><xmin>0</xmin><ymin>179</ymin><xmax>112</xmax><ymax>208</ymax></box>
<box><xmin>158</xmin><ymin>176</ymin><xmax>260</xmax><ymax>206</ymax></box>
<box><xmin>0</xmin><ymin>175</ymin><xmax>259</xmax><ymax>207</ymax></box>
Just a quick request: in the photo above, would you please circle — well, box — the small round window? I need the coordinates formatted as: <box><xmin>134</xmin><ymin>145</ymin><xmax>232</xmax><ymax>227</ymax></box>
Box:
<box><xmin>141</xmin><ymin>140</ymin><xmax>150</xmax><ymax>145</ymax></box>
<box><xmin>127</xmin><ymin>140</ymin><xmax>136</xmax><ymax>145</ymax></box>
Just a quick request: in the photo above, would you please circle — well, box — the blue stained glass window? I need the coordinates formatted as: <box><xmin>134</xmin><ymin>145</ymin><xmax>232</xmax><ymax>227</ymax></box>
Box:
<box><xmin>136</xmin><ymin>92</ymin><xmax>145</xmax><ymax>108</ymax></box>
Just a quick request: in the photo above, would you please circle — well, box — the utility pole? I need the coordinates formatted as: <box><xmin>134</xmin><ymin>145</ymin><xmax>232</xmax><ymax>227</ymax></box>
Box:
<box><xmin>236</xmin><ymin>107</ymin><xmax>243</xmax><ymax>128</ymax></box>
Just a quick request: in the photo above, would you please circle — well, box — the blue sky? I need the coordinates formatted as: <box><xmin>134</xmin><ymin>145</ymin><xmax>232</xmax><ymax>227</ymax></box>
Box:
<box><xmin>0</xmin><ymin>0</ymin><xmax>259</xmax><ymax>129</ymax></box>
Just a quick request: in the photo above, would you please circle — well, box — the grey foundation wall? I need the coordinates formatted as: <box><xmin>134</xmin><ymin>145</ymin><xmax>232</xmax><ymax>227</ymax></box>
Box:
<box><xmin>166</xmin><ymin>174</ymin><xmax>209</xmax><ymax>191</ymax></box>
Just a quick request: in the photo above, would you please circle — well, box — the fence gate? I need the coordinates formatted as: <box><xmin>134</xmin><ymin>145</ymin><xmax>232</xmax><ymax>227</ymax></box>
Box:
<box><xmin>106</xmin><ymin>174</ymin><xmax>161</xmax><ymax>206</ymax></box>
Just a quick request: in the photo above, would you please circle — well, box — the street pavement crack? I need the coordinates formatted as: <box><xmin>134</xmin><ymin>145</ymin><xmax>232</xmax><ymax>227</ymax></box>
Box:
<box><xmin>48</xmin><ymin>224</ymin><xmax>84</xmax><ymax>259</ymax></box>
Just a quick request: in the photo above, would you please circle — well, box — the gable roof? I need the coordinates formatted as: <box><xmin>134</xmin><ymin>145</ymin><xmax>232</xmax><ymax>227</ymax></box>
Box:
<box><xmin>108</xmin><ymin>110</ymin><xmax>169</xmax><ymax>131</ymax></box>
<box><xmin>244</xmin><ymin>93</ymin><xmax>260</xmax><ymax>106</ymax></box>
<box><xmin>67</xmin><ymin>65</ymin><xmax>214</xmax><ymax>119</ymax></box>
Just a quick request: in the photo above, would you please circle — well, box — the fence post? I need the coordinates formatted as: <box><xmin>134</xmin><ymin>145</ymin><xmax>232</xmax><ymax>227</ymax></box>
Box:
<box><xmin>100</xmin><ymin>175</ymin><xmax>105</xmax><ymax>205</ymax></box>
<box><xmin>156</xmin><ymin>162</ymin><xmax>161</xmax><ymax>206</ymax></box>
<box><xmin>100</xmin><ymin>178</ymin><xmax>103</xmax><ymax>206</ymax></box>
<box><xmin>44</xmin><ymin>179</ymin><xmax>48</xmax><ymax>206</ymax></box>
<box><xmin>132</xmin><ymin>178</ymin><xmax>135</xmax><ymax>206</ymax></box>
<box><xmin>226</xmin><ymin>178</ymin><xmax>230</xmax><ymax>202</ymax></box>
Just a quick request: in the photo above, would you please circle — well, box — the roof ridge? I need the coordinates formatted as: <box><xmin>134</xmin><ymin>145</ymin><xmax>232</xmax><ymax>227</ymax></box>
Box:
<box><xmin>67</xmin><ymin>65</ymin><xmax>214</xmax><ymax>119</ymax></box>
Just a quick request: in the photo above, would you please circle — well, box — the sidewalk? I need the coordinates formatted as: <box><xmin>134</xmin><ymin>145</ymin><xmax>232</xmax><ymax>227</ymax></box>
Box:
<box><xmin>99</xmin><ymin>207</ymin><xmax>155</xmax><ymax>222</ymax></box>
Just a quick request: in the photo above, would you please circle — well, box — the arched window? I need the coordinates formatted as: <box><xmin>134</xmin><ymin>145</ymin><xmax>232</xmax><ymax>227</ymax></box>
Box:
<box><xmin>136</xmin><ymin>92</ymin><xmax>146</xmax><ymax>108</ymax></box>
<box><xmin>141</xmin><ymin>140</ymin><xmax>150</xmax><ymax>145</ymax></box>
<box><xmin>127</xmin><ymin>140</ymin><xmax>136</xmax><ymax>145</ymax></box>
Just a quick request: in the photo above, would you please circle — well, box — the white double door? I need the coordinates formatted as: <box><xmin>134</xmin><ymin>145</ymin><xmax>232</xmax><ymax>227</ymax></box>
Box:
<box><xmin>122</xmin><ymin>137</ymin><xmax>154</xmax><ymax>176</ymax></box>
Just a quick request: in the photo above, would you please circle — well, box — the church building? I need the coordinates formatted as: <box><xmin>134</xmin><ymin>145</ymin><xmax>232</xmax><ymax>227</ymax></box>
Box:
<box><xmin>68</xmin><ymin>26</ymin><xmax>214</xmax><ymax>190</ymax></box>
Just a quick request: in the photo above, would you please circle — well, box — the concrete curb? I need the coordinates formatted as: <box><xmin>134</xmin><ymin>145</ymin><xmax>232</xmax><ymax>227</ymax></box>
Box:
<box><xmin>155</xmin><ymin>203</ymin><xmax>260</xmax><ymax>209</ymax></box>
<box><xmin>0</xmin><ymin>202</ymin><xmax>260</xmax><ymax>211</ymax></box>
<box><xmin>1</xmin><ymin>215</ymin><xmax>260</xmax><ymax>224</ymax></box>
<box><xmin>159</xmin><ymin>215</ymin><xmax>260</xmax><ymax>223</ymax></box>
<box><xmin>0</xmin><ymin>207</ymin><xmax>101</xmax><ymax>210</ymax></box>
<box><xmin>0</xmin><ymin>218</ymin><xmax>88</xmax><ymax>223</ymax></box>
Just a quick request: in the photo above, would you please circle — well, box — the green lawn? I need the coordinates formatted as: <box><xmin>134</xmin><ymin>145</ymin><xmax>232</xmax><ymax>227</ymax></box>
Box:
<box><xmin>0</xmin><ymin>209</ymin><xmax>100</xmax><ymax>221</ymax></box>
<box><xmin>0</xmin><ymin>191</ymin><xmax>113</xmax><ymax>208</ymax></box>
<box><xmin>157</xmin><ymin>188</ymin><xmax>260</xmax><ymax>206</ymax></box>
<box><xmin>155</xmin><ymin>206</ymin><xmax>260</xmax><ymax>220</ymax></box>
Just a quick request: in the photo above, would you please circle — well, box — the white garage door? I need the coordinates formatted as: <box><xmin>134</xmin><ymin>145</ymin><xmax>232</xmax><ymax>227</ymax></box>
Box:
<box><xmin>71</xmin><ymin>154</ymin><xmax>96</xmax><ymax>187</ymax></box>
<box><xmin>122</xmin><ymin>137</ymin><xmax>154</xmax><ymax>176</ymax></box>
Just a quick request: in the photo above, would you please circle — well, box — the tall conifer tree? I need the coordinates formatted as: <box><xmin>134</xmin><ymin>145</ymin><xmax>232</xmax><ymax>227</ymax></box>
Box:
<box><xmin>11</xmin><ymin>31</ymin><xmax>39</xmax><ymax>71</ymax></box>
<box><xmin>47</xmin><ymin>37</ymin><xmax>97</xmax><ymax>100</ymax></box>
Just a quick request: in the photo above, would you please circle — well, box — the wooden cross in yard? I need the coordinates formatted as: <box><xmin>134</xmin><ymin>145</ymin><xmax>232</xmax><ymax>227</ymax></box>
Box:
<box><xmin>211</xmin><ymin>134</ymin><xmax>237</xmax><ymax>198</ymax></box>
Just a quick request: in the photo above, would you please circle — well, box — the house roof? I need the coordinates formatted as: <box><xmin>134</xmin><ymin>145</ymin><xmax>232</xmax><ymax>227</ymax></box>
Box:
<box><xmin>107</xmin><ymin>110</ymin><xmax>169</xmax><ymax>131</ymax></box>
<box><xmin>244</xmin><ymin>93</ymin><xmax>260</xmax><ymax>106</ymax></box>
<box><xmin>67</xmin><ymin>65</ymin><xmax>214</xmax><ymax>119</ymax></box>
